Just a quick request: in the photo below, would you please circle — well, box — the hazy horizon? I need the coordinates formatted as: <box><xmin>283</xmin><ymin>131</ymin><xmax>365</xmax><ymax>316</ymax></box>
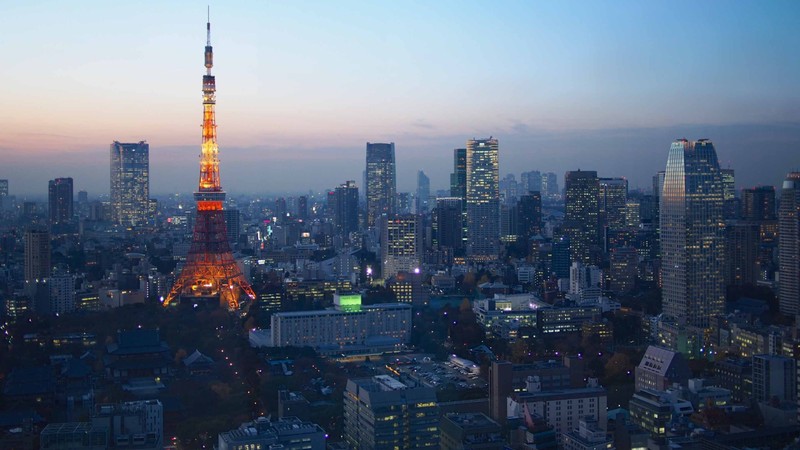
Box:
<box><xmin>2</xmin><ymin>1</ymin><xmax>799</xmax><ymax>197</ymax></box>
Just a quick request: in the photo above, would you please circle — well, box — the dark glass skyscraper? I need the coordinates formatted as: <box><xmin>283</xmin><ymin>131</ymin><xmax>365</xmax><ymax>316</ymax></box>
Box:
<box><xmin>660</xmin><ymin>139</ymin><xmax>725</xmax><ymax>328</ymax></box>
<box><xmin>450</xmin><ymin>148</ymin><xmax>467</xmax><ymax>199</ymax></box>
<box><xmin>466</xmin><ymin>138</ymin><xmax>499</xmax><ymax>259</ymax></box>
<box><xmin>779</xmin><ymin>172</ymin><xmax>800</xmax><ymax>315</ymax></box>
<box><xmin>48</xmin><ymin>177</ymin><xmax>73</xmax><ymax>227</ymax></box>
<box><xmin>564</xmin><ymin>170</ymin><xmax>599</xmax><ymax>265</ymax></box>
<box><xmin>110</xmin><ymin>141</ymin><xmax>150</xmax><ymax>227</ymax></box>
<box><xmin>435</xmin><ymin>197</ymin><xmax>464</xmax><ymax>254</ymax></box>
<box><xmin>416</xmin><ymin>170</ymin><xmax>430</xmax><ymax>214</ymax></box>
<box><xmin>334</xmin><ymin>180</ymin><xmax>360</xmax><ymax>239</ymax></box>
<box><xmin>366</xmin><ymin>142</ymin><xmax>396</xmax><ymax>227</ymax></box>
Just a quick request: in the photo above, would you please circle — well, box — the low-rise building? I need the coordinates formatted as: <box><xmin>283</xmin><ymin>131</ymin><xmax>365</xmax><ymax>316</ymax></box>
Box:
<box><xmin>562</xmin><ymin>417</ymin><xmax>614</xmax><ymax>450</ymax></box>
<box><xmin>440</xmin><ymin>412</ymin><xmax>505</xmax><ymax>450</ymax></box>
<box><xmin>217</xmin><ymin>416</ymin><xmax>326</xmax><ymax>450</ymax></box>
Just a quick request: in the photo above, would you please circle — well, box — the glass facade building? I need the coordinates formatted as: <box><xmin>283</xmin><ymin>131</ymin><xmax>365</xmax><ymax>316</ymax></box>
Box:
<box><xmin>365</xmin><ymin>142</ymin><xmax>396</xmax><ymax>227</ymax></box>
<box><xmin>110</xmin><ymin>141</ymin><xmax>150</xmax><ymax>227</ymax></box>
<box><xmin>660</xmin><ymin>139</ymin><xmax>725</xmax><ymax>328</ymax></box>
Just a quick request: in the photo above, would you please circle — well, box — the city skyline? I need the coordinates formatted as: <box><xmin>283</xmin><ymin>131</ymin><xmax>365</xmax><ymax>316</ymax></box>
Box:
<box><xmin>2</xmin><ymin>1</ymin><xmax>800</xmax><ymax>196</ymax></box>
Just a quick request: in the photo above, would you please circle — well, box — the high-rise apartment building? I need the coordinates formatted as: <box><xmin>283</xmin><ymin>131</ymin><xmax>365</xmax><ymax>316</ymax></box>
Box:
<box><xmin>416</xmin><ymin>170</ymin><xmax>430</xmax><ymax>214</ymax></box>
<box><xmin>381</xmin><ymin>214</ymin><xmax>421</xmax><ymax>278</ymax></box>
<box><xmin>344</xmin><ymin>375</ymin><xmax>439</xmax><ymax>449</ymax></box>
<box><xmin>110</xmin><ymin>141</ymin><xmax>150</xmax><ymax>227</ymax></box>
<box><xmin>450</xmin><ymin>148</ymin><xmax>467</xmax><ymax>200</ymax></box>
<box><xmin>365</xmin><ymin>142</ymin><xmax>396</xmax><ymax>227</ymax></box>
<box><xmin>48</xmin><ymin>177</ymin><xmax>74</xmax><ymax>226</ymax></box>
<box><xmin>779</xmin><ymin>173</ymin><xmax>800</xmax><ymax>315</ymax></box>
<box><xmin>334</xmin><ymin>181</ymin><xmax>360</xmax><ymax>239</ymax></box>
<box><xmin>660</xmin><ymin>139</ymin><xmax>725</xmax><ymax>328</ymax></box>
<box><xmin>564</xmin><ymin>171</ymin><xmax>600</xmax><ymax>265</ymax></box>
<box><xmin>466</xmin><ymin>138</ymin><xmax>500</xmax><ymax>259</ymax></box>
<box><xmin>24</xmin><ymin>229</ymin><xmax>51</xmax><ymax>283</ymax></box>
<box><xmin>599</xmin><ymin>177</ymin><xmax>628</xmax><ymax>230</ymax></box>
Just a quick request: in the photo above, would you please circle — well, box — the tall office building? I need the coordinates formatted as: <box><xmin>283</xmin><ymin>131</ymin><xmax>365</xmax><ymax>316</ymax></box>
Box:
<box><xmin>564</xmin><ymin>171</ymin><xmax>600</xmax><ymax>265</ymax></box>
<box><xmin>223</xmin><ymin>209</ymin><xmax>241</xmax><ymax>245</ymax></box>
<box><xmin>521</xmin><ymin>171</ymin><xmax>542</xmax><ymax>194</ymax></box>
<box><xmin>743</xmin><ymin>186</ymin><xmax>776</xmax><ymax>221</ymax></box>
<box><xmin>110</xmin><ymin>141</ymin><xmax>150</xmax><ymax>227</ymax></box>
<box><xmin>466</xmin><ymin>137</ymin><xmax>500</xmax><ymax>259</ymax></box>
<box><xmin>416</xmin><ymin>170</ymin><xmax>430</xmax><ymax>214</ymax></box>
<box><xmin>779</xmin><ymin>173</ymin><xmax>800</xmax><ymax>315</ymax></box>
<box><xmin>726</xmin><ymin>222</ymin><xmax>759</xmax><ymax>287</ymax></box>
<box><xmin>752</xmin><ymin>355</ymin><xmax>796</xmax><ymax>403</ymax></box>
<box><xmin>599</xmin><ymin>177</ymin><xmax>628</xmax><ymax>230</ymax></box>
<box><xmin>450</xmin><ymin>148</ymin><xmax>467</xmax><ymax>199</ymax></box>
<box><xmin>334</xmin><ymin>181</ymin><xmax>360</xmax><ymax>238</ymax></box>
<box><xmin>660</xmin><ymin>139</ymin><xmax>725</xmax><ymax>328</ymax></box>
<box><xmin>517</xmin><ymin>191</ymin><xmax>542</xmax><ymax>240</ymax></box>
<box><xmin>0</xmin><ymin>179</ymin><xmax>7</xmax><ymax>197</ymax></box>
<box><xmin>297</xmin><ymin>195</ymin><xmax>308</xmax><ymax>220</ymax></box>
<box><xmin>381</xmin><ymin>214</ymin><xmax>421</xmax><ymax>278</ymax></box>
<box><xmin>542</xmin><ymin>172</ymin><xmax>559</xmax><ymax>200</ymax></box>
<box><xmin>365</xmin><ymin>142</ymin><xmax>396</xmax><ymax>227</ymax></box>
<box><xmin>344</xmin><ymin>375</ymin><xmax>439</xmax><ymax>449</ymax></box>
<box><xmin>48</xmin><ymin>177</ymin><xmax>74</xmax><ymax>226</ymax></box>
<box><xmin>435</xmin><ymin>197</ymin><xmax>464</xmax><ymax>254</ymax></box>
<box><xmin>24</xmin><ymin>229</ymin><xmax>51</xmax><ymax>283</ymax></box>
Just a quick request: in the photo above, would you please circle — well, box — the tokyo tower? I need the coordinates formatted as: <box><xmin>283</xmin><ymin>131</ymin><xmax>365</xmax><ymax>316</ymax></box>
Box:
<box><xmin>164</xmin><ymin>16</ymin><xmax>255</xmax><ymax>310</ymax></box>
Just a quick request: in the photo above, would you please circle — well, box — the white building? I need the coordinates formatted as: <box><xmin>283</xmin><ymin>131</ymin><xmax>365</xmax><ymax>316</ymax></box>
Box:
<box><xmin>270</xmin><ymin>295</ymin><xmax>411</xmax><ymax>355</ymax></box>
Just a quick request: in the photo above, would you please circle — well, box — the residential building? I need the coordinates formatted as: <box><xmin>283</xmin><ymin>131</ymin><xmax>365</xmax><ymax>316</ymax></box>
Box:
<box><xmin>381</xmin><ymin>214</ymin><xmax>421</xmax><ymax>278</ymax></box>
<box><xmin>466</xmin><ymin>137</ymin><xmax>500</xmax><ymax>259</ymax></box>
<box><xmin>779</xmin><ymin>173</ymin><xmax>800</xmax><ymax>315</ymax></box>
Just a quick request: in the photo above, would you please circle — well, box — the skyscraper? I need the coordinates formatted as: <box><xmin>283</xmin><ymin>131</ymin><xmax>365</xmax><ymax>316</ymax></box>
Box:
<box><xmin>599</xmin><ymin>177</ymin><xmax>628</xmax><ymax>230</ymax></box>
<box><xmin>381</xmin><ymin>214</ymin><xmax>421</xmax><ymax>279</ymax></box>
<box><xmin>660</xmin><ymin>139</ymin><xmax>725</xmax><ymax>328</ymax></box>
<box><xmin>517</xmin><ymin>191</ymin><xmax>542</xmax><ymax>240</ymax></box>
<box><xmin>450</xmin><ymin>148</ymin><xmax>467</xmax><ymax>200</ymax></box>
<box><xmin>48</xmin><ymin>177</ymin><xmax>73</xmax><ymax>227</ymax></box>
<box><xmin>466</xmin><ymin>137</ymin><xmax>500</xmax><ymax>259</ymax></box>
<box><xmin>742</xmin><ymin>186</ymin><xmax>776</xmax><ymax>221</ymax></box>
<box><xmin>110</xmin><ymin>141</ymin><xmax>150</xmax><ymax>227</ymax></box>
<box><xmin>334</xmin><ymin>181</ymin><xmax>360</xmax><ymax>239</ymax></box>
<box><xmin>779</xmin><ymin>172</ymin><xmax>800</xmax><ymax>315</ymax></box>
<box><xmin>564</xmin><ymin>170</ymin><xmax>600</xmax><ymax>265</ymax></box>
<box><xmin>434</xmin><ymin>197</ymin><xmax>464</xmax><ymax>254</ymax></box>
<box><xmin>24</xmin><ymin>229</ymin><xmax>51</xmax><ymax>283</ymax></box>
<box><xmin>416</xmin><ymin>170</ymin><xmax>430</xmax><ymax>214</ymax></box>
<box><xmin>542</xmin><ymin>172</ymin><xmax>559</xmax><ymax>200</ymax></box>
<box><xmin>366</xmin><ymin>142</ymin><xmax>396</xmax><ymax>227</ymax></box>
<box><xmin>0</xmin><ymin>179</ymin><xmax>7</xmax><ymax>196</ymax></box>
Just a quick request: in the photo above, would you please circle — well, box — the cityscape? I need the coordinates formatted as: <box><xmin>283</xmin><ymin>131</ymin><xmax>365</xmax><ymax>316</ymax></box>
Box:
<box><xmin>2</xmin><ymin>2</ymin><xmax>800</xmax><ymax>450</ymax></box>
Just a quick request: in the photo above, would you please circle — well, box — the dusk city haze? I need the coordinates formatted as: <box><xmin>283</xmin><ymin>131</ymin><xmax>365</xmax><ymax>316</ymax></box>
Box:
<box><xmin>2</xmin><ymin>2</ymin><xmax>800</xmax><ymax>450</ymax></box>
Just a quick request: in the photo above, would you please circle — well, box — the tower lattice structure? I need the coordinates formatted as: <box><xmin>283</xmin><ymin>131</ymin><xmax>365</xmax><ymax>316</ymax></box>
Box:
<box><xmin>164</xmin><ymin>18</ymin><xmax>255</xmax><ymax>310</ymax></box>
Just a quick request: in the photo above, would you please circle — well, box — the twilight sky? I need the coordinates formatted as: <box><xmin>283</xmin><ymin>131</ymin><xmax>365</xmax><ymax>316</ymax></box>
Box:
<box><xmin>1</xmin><ymin>1</ymin><xmax>799</xmax><ymax>198</ymax></box>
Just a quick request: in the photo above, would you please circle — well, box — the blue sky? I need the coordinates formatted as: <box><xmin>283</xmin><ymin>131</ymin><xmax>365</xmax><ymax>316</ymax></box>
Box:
<box><xmin>1</xmin><ymin>1</ymin><xmax>799</xmax><ymax>196</ymax></box>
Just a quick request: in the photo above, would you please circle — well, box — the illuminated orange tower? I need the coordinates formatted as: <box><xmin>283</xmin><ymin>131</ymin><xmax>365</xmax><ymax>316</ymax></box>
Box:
<box><xmin>164</xmin><ymin>16</ymin><xmax>255</xmax><ymax>310</ymax></box>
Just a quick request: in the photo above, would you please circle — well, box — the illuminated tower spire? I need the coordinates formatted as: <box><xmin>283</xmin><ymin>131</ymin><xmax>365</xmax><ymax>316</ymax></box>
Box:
<box><xmin>165</xmin><ymin>15</ymin><xmax>256</xmax><ymax>310</ymax></box>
